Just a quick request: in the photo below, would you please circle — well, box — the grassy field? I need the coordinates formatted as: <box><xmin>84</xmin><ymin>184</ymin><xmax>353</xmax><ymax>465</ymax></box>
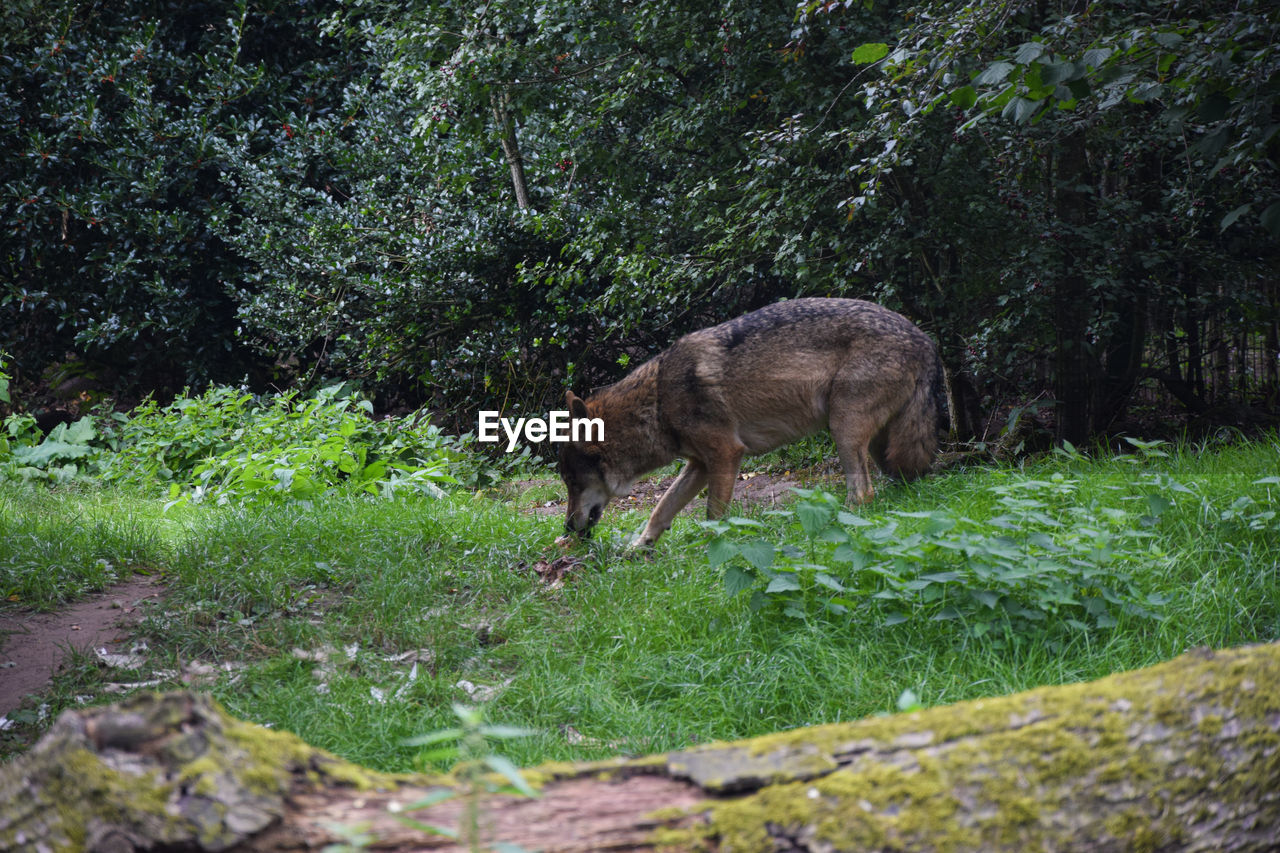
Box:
<box><xmin>2</xmin><ymin>435</ymin><xmax>1278</xmax><ymax>771</ymax></box>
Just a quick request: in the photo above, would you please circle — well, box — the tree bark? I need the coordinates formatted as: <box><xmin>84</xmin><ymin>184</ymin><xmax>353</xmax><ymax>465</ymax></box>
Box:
<box><xmin>2</xmin><ymin>643</ymin><xmax>1279</xmax><ymax>851</ymax></box>
<box><xmin>491</xmin><ymin>86</ymin><xmax>532</xmax><ymax>210</ymax></box>
<box><xmin>1053</xmin><ymin>132</ymin><xmax>1095</xmax><ymax>445</ymax></box>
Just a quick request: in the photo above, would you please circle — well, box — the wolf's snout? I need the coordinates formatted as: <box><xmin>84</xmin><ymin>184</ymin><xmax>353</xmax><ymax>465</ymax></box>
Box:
<box><xmin>565</xmin><ymin>503</ymin><xmax>603</xmax><ymax>537</ymax></box>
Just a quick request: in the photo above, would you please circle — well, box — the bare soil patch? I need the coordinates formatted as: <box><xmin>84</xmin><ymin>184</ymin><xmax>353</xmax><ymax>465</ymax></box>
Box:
<box><xmin>0</xmin><ymin>576</ymin><xmax>164</xmax><ymax>717</ymax></box>
<box><xmin>521</xmin><ymin>469</ymin><xmax>809</xmax><ymax>519</ymax></box>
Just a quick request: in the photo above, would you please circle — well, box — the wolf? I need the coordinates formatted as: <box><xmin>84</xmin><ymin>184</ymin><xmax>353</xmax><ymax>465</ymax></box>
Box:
<box><xmin>559</xmin><ymin>297</ymin><xmax>944</xmax><ymax>547</ymax></box>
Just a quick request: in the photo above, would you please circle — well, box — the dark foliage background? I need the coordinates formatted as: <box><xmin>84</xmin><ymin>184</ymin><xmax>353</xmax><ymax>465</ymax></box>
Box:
<box><xmin>3</xmin><ymin>0</ymin><xmax>1276</xmax><ymax>440</ymax></box>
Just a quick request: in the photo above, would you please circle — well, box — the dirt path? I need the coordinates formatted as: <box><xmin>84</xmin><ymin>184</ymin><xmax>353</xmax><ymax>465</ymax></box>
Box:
<box><xmin>0</xmin><ymin>576</ymin><xmax>163</xmax><ymax>717</ymax></box>
<box><xmin>523</xmin><ymin>469</ymin><xmax>808</xmax><ymax>518</ymax></box>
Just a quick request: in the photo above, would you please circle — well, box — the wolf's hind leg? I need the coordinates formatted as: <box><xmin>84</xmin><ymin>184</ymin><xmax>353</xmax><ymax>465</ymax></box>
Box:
<box><xmin>636</xmin><ymin>460</ymin><xmax>708</xmax><ymax>547</ymax></box>
<box><xmin>829</xmin><ymin>398</ymin><xmax>878</xmax><ymax>504</ymax></box>
<box><xmin>704</xmin><ymin>443</ymin><xmax>745</xmax><ymax>521</ymax></box>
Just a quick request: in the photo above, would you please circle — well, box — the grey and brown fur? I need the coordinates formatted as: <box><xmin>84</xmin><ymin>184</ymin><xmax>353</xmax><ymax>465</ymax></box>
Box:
<box><xmin>559</xmin><ymin>298</ymin><xmax>943</xmax><ymax>546</ymax></box>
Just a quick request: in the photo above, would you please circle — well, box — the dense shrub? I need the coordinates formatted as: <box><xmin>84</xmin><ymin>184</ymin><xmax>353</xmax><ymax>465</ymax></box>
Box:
<box><xmin>0</xmin><ymin>0</ymin><xmax>361</xmax><ymax>390</ymax></box>
<box><xmin>0</xmin><ymin>384</ymin><xmax>517</xmax><ymax>501</ymax></box>
<box><xmin>3</xmin><ymin>0</ymin><xmax>1275</xmax><ymax>440</ymax></box>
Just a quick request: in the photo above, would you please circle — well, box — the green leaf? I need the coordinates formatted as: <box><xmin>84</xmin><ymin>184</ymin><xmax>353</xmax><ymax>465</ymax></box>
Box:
<box><xmin>1040</xmin><ymin>61</ymin><xmax>1079</xmax><ymax>87</ymax></box>
<box><xmin>851</xmin><ymin>42</ymin><xmax>889</xmax><ymax>65</ymax></box>
<box><xmin>1013</xmin><ymin>42</ymin><xmax>1047</xmax><ymax>64</ymax></box>
<box><xmin>971</xmin><ymin>590</ymin><xmax>1001</xmax><ymax>609</ymax></box>
<box><xmin>836</xmin><ymin>511</ymin><xmax>873</xmax><ymax>527</ymax></box>
<box><xmin>950</xmin><ymin>85</ymin><xmax>977</xmax><ymax>110</ymax></box>
<box><xmin>723</xmin><ymin>565</ymin><xmax>755</xmax><ymax>597</ymax></box>
<box><xmin>814</xmin><ymin>573</ymin><xmax>844</xmax><ymax>592</ymax></box>
<box><xmin>60</xmin><ymin>416</ymin><xmax>97</xmax><ymax>444</ymax></box>
<box><xmin>765</xmin><ymin>574</ymin><xmax>801</xmax><ymax>594</ymax></box>
<box><xmin>402</xmin><ymin>728</ymin><xmax>464</xmax><ymax>747</ymax></box>
<box><xmin>13</xmin><ymin>440</ymin><xmax>94</xmax><ymax>466</ymax></box>
<box><xmin>738</xmin><ymin>540</ymin><xmax>775</xmax><ymax>570</ymax></box>
<box><xmin>815</xmin><ymin>525</ymin><xmax>849</xmax><ymax>545</ymax></box>
<box><xmin>392</xmin><ymin>814</ymin><xmax>459</xmax><ymax>838</ymax></box>
<box><xmin>406</xmin><ymin>746</ymin><xmax>460</xmax><ymax>764</ymax></box>
<box><xmin>707</xmin><ymin>537</ymin><xmax>739</xmax><ymax>567</ymax></box>
<box><xmin>1260</xmin><ymin>202</ymin><xmax>1280</xmax><ymax>238</ymax></box>
<box><xmin>923</xmin><ymin>514</ymin><xmax>956</xmax><ymax>536</ymax></box>
<box><xmin>484</xmin><ymin>754</ymin><xmax>539</xmax><ymax>798</ymax></box>
<box><xmin>1128</xmin><ymin>82</ymin><xmax>1163</xmax><ymax>103</ymax></box>
<box><xmin>1082</xmin><ymin>47</ymin><xmax>1112</xmax><ymax>68</ymax></box>
<box><xmin>1197</xmin><ymin>91</ymin><xmax>1231</xmax><ymax>123</ymax></box>
<box><xmin>1220</xmin><ymin>203</ymin><xmax>1252</xmax><ymax>232</ymax></box>
<box><xmin>1002</xmin><ymin>96</ymin><xmax>1039</xmax><ymax>124</ymax></box>
<box><xmin>974</xmin><ymin>61</ymin><xmax>1014</xmax><ymax>86</ymax></box>
<box><xmin>795</xmin><ymin>502</ymin><xmax>834</xmax><ymax>537</ymax></box>
<box><xmin>831</xmin><ymin>544</ymin><xmax>866</xmax><ymax>568</ymax></box>
<box><xmin>399</xmin><ymin>789</ymin><xmax>458</xmax><ymax>810</ymax></box>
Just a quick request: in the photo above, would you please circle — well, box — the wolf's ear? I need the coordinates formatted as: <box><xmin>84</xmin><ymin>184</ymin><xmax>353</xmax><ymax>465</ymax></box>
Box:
<box><xmin>565</xmin><ymin>390</ymin><xmax>589</xmax><ymax>420</ymax></box>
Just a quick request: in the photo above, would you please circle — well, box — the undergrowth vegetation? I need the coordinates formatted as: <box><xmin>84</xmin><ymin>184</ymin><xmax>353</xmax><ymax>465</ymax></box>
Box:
<box><xmin>2</xmin><ymin>407</ymin><xmax>1278</xmax><ymax>771</ymax></box>
<box><xmin>0</xmin><ymin>383</ymin><xmax>523</xmax><ymax>503</ymax></box>
<box><xmin>702</xmin><ymin>439</ymin><xmax>1244</xmax><ymax>646</ymax></box>
<box><xmin>708</xmin><ymin>436</ymin><xmax>1280</xmax><ymax>658</ymax></box>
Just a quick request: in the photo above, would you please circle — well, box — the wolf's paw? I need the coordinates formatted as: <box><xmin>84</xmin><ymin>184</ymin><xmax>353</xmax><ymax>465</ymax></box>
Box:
<box><xmin>625</xmin><ymin>531</ymin><xmax>658</xmax><ymax>556</ymax></box>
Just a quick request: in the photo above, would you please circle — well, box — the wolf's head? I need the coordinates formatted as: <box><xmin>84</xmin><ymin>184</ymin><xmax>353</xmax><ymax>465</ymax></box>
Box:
<box><xmin>558</xmin><ymin>391</ymin><xmax>615</xmax><ymax>537</ymax></box>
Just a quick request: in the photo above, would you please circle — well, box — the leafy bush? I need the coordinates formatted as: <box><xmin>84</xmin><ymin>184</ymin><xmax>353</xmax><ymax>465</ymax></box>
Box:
<box><xmin>0</xmin><ymin>0</ymin><xmax>367</xmax><ymax>389</ymax></box>
<box><xmin>2</xmin><ymin>353</ymin><xmax>99</xmax><ymax>482</ymax></box>
<box><xmin>97</xmin><ymin>385</ymin><xmax>483</xmax><ymax>506</ymax></box>
<box><xmin>703</xmin><ymin>474</ymin><xmax>1184</xmax><ymax>645</ymax></box>
<box><xmin>5</xmin><ymin>0</ymin><xmax>1274</xmax><ymax>439</ymax></box>
<box><xmin>1</xmin><ymin>383</ymin><xmax>518</xmax><ymax>503</ymax></box>
<box><xmin>2</xmin><ymin>417</ymin><xmax>99</xmax><ymax>484</ymax></box>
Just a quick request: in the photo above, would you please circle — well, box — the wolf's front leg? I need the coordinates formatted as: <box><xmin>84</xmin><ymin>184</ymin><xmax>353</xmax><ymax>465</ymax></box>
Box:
<box><xmin>634</xmin><ymin>460</ymin><xmax>708</xmax><ymax>547</ymax></box>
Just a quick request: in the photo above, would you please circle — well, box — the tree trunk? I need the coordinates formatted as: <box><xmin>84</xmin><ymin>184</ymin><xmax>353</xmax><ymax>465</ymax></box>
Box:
<box><xmin>491</xmin><ymin>86</ymin><xmax>532</xmax><ymax>210</ymax></box>
<box><xmin>2</xmin><ymin>643</ymin><xmax>1279</xmax><ymax>851</ymax></box>
<box><xmin>1097</xmin><ymin>286</ymin><xmax>1148</xmax><ymax>429</ymax></box>
<box><xmin>1053</xmin><ymin>133</ymin><xmax>1095</xmax><ymax>445</ymax></box>
<box><xmin>1266</xmin><ymin>277</ymin><xmax>1280</xmax><ymax>406</ymax></box>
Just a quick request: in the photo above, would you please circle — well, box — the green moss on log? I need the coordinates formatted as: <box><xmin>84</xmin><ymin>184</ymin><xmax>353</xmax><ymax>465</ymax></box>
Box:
<box><xmin>0</xmin><ymin>691</ymin><xmax>395</xmax><ymax>851</ymax></box>
<box><xmin>654</xmin><ymin>643</ymin><xmax>1280</xmax><ymax>850</ymax></box>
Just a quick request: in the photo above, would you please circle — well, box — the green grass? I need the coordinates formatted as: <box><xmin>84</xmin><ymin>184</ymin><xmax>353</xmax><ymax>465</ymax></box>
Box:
<box><xmin>0</xmin><ymin>484</ymin><xmax>174</xmax><ymax>607</ymax></box>
<box><xmin>2</xmin><ymin>435</ymin><xmax>1278</xmax><ymax>771</ymax></box>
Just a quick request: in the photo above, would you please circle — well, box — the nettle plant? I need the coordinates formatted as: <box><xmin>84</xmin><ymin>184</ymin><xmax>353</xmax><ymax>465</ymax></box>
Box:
<box><xmin>97</xmin><ymin>384</ymin><xmax>474</xmax><ymax>506</ymax></box>
<box><xmin>703</xmin><ymin>467</ymin><xmax>1181</xmax><ymax>644</ymax></box>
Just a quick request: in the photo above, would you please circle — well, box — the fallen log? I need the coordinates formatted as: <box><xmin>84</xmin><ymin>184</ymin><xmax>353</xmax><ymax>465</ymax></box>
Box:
<box><xmin>1</xmin><ymin>642</ymin><xmax>1278</xmax><ymax>851</ymax></box>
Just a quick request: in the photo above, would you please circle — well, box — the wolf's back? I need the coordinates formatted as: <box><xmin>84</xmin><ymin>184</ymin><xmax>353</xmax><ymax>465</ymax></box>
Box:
<box><xmin>677</xmin><ymin>297</ymin><xmax>937</xmax><ymax>395</ymax></box>
<box><xmin>656</xmin><ymin>298</ymin><xmax>941</xmax><ymax>465</ymax></box>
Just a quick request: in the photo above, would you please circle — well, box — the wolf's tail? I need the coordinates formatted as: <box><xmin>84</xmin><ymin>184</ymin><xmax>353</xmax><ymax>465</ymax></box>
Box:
<box><xmin>882</xmin><ymin>350</ymin><xmax>944</xmax><ymax>480</ymax></box>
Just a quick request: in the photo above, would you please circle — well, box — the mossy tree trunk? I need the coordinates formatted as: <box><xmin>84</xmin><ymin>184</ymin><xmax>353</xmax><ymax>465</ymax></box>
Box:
<box><xmin>2</xmin><ymin>643</ymin><xmax>1278</xmax><ymax>851</ymax></box>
